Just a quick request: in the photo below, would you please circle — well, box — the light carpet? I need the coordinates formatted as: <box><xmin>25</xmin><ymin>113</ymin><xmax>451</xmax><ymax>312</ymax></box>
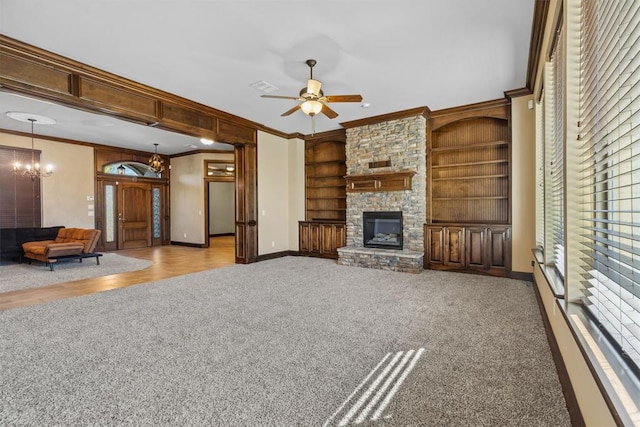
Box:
<box><xmin>0</xmin><ymin>253</ymin><xmax>151</xmax><ymax>293</ymax></box>
<box><xmin>0</xmin><ymin>256</ymin><xmax>571</xmax><ymax>426</ymax></box>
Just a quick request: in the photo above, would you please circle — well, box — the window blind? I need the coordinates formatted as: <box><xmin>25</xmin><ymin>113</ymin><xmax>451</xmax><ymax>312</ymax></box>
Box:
<box><xmin>579</xmin><ymin>0</ymin><xmax>640</xmax><ymax>367</ymax></box>
<box><xmin>536</xmin><ymin>94</ymin><xmax>546</xmax><ymax>250</ymax></box>
<box><xmin>0</xmin><ymin>146</ymin><xmax>42</xmax><ymax>228</ymax></box>
<box><xmin>545</xmin><ymin>27</ymin><xmax>566</xmax><ymax>277</ymax></box>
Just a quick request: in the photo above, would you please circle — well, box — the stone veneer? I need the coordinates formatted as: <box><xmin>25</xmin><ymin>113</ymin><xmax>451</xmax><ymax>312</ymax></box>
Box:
<box><xmin>338</xmin><ymin>114</ymin><xmax>427</xmax><ymax>273</ymax></box>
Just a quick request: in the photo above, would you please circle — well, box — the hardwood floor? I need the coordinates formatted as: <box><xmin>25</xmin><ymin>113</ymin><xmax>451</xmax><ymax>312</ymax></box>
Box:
<box><xmin>0</xmin><ymin>236</ymin><xmax>236</xmax><ymax>311</ymax></box>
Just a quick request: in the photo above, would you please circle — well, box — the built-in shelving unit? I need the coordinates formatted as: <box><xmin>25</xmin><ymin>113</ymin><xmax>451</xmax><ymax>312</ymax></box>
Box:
<box><xmin>425</xmin><ymin>99</ymin><xmax>512</xmax><ymax>276</ymax></box>
<box><xmin>428</xmin><ymin>114</ymin><xmax>510</xmax><ymax>224</ymax></box>
<box><xmin>299</xmin><ymin>130</ymin><xmax>347</xmax><ymax>259</ymax></box>
<box><xmin>305</xmin><ymin>131</ymin><xmax>347</xmax><ymax>222</ymax></box>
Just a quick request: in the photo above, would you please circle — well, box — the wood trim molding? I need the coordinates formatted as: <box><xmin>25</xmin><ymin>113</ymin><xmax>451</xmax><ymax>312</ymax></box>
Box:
<box><xmin>346</xmin><ymin>170</ymin><xmax>415</xmax><ymax>193</ymax></box>
<box><xmin>0</xmin><ymin>35</ymin><xmax>308</xmax><ymax>145</ymax></box>
<box><xmin>340</xmin><ymin>106</ymin><xmax>430</xmax><ymax>129</ymax></box>
<box><xmin>504</xmin><ymin>87</ymin><xmax>533</xmax><ymax>99</ymax></box>
<box><xmin>256</xmin><ymin>250</ymin><xmax>298</xmax><ymax>262</ymax></box>
<box><xmin>526</xmin><ymin>0</ymin><xmax>550</xmax><ymax>91</ymax></box>
<box><xmin>304</xmin><ymin>128</ymin><xmax>346</xmax><ymax>143</ymax></box>
<box><xmin>429</xmin><ymin>98</ymin><xmax>511</xmax><ymax>131</ymax></box>
<box><xmin>0</xmin><ymin>127</ymin><xmax>160</xmax><ymax>157</ymax></box>
<box><xmin>532</xmin><ymin>275</ymin><xmax>586</xmax><ymax>426</ymax></box>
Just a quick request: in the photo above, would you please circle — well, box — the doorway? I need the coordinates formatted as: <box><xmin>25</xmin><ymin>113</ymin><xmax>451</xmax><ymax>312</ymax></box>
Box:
<box><xmin>204</xmin><ymin>158</ymin><xmax>236</xmax><ymax>251</ymax></box>
<box><xmin>98</xmin><ymin>178</ymin><xmax>168</xmax><ymax>251</ymax></box>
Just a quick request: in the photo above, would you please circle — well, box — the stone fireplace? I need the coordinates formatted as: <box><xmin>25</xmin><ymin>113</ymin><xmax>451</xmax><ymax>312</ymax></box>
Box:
<box><xmin>337</xmin><ymin>112</ymin><xmax>427</xmax><ymax>273</ymax></box>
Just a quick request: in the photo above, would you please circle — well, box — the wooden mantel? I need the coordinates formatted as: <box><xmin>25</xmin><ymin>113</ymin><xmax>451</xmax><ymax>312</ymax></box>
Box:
<box><xmin>346</xmin><ymin>170</ymin><xmax>416</xmax><ymax>192</ymax></box>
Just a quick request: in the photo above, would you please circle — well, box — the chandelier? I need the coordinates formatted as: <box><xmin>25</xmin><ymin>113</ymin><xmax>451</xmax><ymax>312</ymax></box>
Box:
<box><xmin>149</xmin><ymin>143</ymin><xmax>165</xmax><ymax>174</ymax></box>
<box><xmin>8</xmin><ymin>113</ymin><xmax>56</xmax><ymax>180</ymax></box>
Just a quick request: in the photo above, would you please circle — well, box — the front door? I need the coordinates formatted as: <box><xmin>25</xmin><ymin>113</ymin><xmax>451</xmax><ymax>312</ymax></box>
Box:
<box><xmin>118</xmin><ymin>182</ymin><xmax>151</xmax><ymax>249</ymax></box>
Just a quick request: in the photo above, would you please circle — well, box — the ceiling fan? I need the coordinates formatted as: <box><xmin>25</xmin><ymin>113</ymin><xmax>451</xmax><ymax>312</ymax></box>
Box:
<box><xmin>261</xmin><ymin>59</ymin><xmax>363</xmax><ymax>119</ymax></box>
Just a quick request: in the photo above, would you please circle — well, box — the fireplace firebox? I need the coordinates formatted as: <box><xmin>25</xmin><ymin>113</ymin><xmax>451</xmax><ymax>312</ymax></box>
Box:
<box><xmin>363</xmin><ymin>211</ymin><xmax>403</xmax><ymax>249</ymax></box>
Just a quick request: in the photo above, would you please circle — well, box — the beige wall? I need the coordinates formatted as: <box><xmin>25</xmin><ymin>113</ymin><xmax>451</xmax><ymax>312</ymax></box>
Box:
<box><xmin>170</xmin><ymin>152</ymin><xmax>233</xmax><ymax>245</ymax></box>
<box><xmin>288</xmin><ymin>136</ymin><xmax>306</xmax><ymax>250</ymax></box>
<box><xmin>510</xmin><ymin>95</ymin><xmax>536</xmax><ymax>274</ymax></box>
<box><xmin>257</xmin><ymin>131</ymin><xmax>305</xmax><ymax>255</ymax></box>
<box><xmin>208</xmin><ymin>182</ymin><xmax>235</xmax><ymax>235</ymax></box>
<box><xmin>0</xmin><ymin>132</ymin><xmax>95</xmax><ymax>228</ymax></box>
<box><xmin>170</xmin><ymin>154</ymin><xmax>205</xmax><ymax>244</ymax></box>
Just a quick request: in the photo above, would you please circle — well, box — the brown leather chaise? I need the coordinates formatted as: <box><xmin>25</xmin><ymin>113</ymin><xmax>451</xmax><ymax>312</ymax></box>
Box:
<box><xmin>22</xmin><ymin>228</ymin><xmax>102</xmax><ymax>271</ymax></box>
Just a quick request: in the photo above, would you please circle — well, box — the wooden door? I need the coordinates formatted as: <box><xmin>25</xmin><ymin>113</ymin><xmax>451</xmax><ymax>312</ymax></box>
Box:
<box><xmin>426</xmin><ymin>226</ymin><xmax>445</xmax><ymax>266</ymax></box>
<box><xmin>309</xmin><ymin>223</ymin><xmax>321</xmax><ymax>254</ymax></box>
<box><xmin>118</xmin><ymin>182</ymin><xmax>151</xmax><ymax>249</ymax></box>
<box><xmin>445</xmin><ymin>227</ymin><xmax>465</xmax><ymax>268</ymax></box>
<box><xmin>487</xmin><ymin>226</ymin><xmax>511</xmax><ymax>275</ymax></box>
<box><xmin>299</xmin><ymin>222</ymin><xmax>310</xmax><ymax>253</ymax></box>
<box><xmin>466</xmin><ymin>227</ymin><xmax>487</xmax><ymax>271</ymax></box>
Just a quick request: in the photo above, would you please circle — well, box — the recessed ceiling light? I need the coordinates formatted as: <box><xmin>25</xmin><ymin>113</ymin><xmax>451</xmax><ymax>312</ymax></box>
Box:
<box><xmin>361</xmin><ymin>102</ymin><xmax>371</xmax><ymax>108</ymax></box>
<box><xmin>200</xmin><ymin>138</ymin><xmax>214</xmax><ymax>145</ymax></box>
<box><xmin>6</xmin><ymin>111</ymin><xmax>56</xmax><ymax>125</ymax></box>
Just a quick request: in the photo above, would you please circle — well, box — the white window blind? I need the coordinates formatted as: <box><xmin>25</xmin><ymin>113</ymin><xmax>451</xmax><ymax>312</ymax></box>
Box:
<box><xmin>545</xmin><ymin>27</ymin><xmax>566</xmax><ymax>277</ymax></box>
<box><xmin>536</xmin><ymin>94</ymin><xmax>545</xmax><ymax>250</ymax></box>
<box><xmin>579</xmin><ymin>0</ymin><xmax>640</xmax><ymax>367</ymax></box>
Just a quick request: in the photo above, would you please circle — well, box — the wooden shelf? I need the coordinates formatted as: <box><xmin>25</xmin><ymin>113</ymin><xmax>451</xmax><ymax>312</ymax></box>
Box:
<box><xmin>432</xmin><ymin>196</ymin><xmax>508</xmax><ymax>201</ymax></box>
<box><xmin>305</xmin><ymin>160</ymin><xmax>345</xmax><ymax>166</ymax></box>
<box><xmin>307</xmin><ymin>196</ymin><xmax>347</xmax><ymax>200</ymax></box>
<box><xmin>306</xmin><ymin>184</ymin><xmax>346</xmax><ymax>189</ymax></box>
<box><xmin>431</xmin><ymin>159</ymin><xmax>508</xmax><ymax>169</ymax></box>
<box><xmin>309</xmin><ymin>174</ymin><xmax>346</xmax><ymax>179</ymax></box>
<box><xmin>432</xmin><ymin>174</ymin><xmax>508</xmax><ymax>182</ymax></box>
<box><xmin>431</xmin><ymin>140</ymin><xmax>508</xmax><ymax>152</ymax></box>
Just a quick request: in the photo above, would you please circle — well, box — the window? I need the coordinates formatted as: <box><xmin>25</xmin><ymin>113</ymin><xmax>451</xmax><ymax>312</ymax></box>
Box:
<box><xmin>578</xmin><ymin>0</ymin><xmax>640</xmax><ymax>368</ymax></box>
<box><xmin>0</xmin><ymin>145</ymin><xmax>42</xmax><ymax>228</ymax></box>
<box><xmin>536</xmin><ymin>94</ymin><xmax>545</xmax><ymax>250</ymax></box>
<box><xmin>103</xmin><ymin>161</ymin><xmax>161</xmax><ymax>178</ymax></box>
<box><xmin>543</xmin><ymin>24</ymin><xmax>566</xmax><ymax>278</ymax></box>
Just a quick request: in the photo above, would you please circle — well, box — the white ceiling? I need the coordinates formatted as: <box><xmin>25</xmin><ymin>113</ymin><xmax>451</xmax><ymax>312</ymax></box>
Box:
<box><xmin>0</xmin><ymin>0</ymin><xmax>535</xmax><ymax>155</ymax></box>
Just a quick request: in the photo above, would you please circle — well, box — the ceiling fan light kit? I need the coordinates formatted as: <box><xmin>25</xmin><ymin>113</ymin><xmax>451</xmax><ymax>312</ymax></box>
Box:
<box><xmin>300</xmin><ymin>100</ymin><xmax>323</xmax><ymax>116</ymax></box>
<box><xmin>261</xmin><ymin>59</ymin><xmax>363</xmax><ymax>127</ymax></box>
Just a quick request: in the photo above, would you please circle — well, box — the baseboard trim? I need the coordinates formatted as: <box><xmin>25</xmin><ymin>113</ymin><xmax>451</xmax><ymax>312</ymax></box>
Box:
<box><xmin>170</xmin><ymin>241</ymin><xmax>206</xmax><ymax>248</ymax></box>
<box><xmin>509</xmin><ymin>271</ymin><xmax>533</xmax><ymax>282</ymax></box>
<box><xmin>532</xmin><ymin>275</ymin><xmax>585</xmax><ymax>426</ymax></box>
<box><xmin>256</xmin><ymin>250</ymin><xmax>298</xmax><ymax>262</ymax></box>
<box><xmin>209</xmin><ymin>233</ymin><xmax>235</xmax><ymax>237</ymax></box>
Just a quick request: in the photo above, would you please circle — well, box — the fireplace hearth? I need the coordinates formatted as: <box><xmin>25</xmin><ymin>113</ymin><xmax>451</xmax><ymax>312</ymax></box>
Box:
<box><xmin>363</xmin><ymin>211</ymin><xmax>403</xmax><ymax>250</ymax></box>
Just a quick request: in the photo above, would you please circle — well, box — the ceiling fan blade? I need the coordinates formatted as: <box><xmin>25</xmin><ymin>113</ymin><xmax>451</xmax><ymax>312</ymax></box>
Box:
<box><xmin>307</xmin><ymin>79</ymin><xmax>322</xmax><ymax>96</ymax></box>
<box><xmin>321</xmin><ymin>104</ymin><xmax>339</xmax><ymax>119</ymax></box>
<box><xmin>281</xmin><ymin>104</ymin><xmax>302</xmax><ymax>117</ymax></box>
<box><xmin>261</xmin><ymin>94</ymin><xmax>300</xmax><ymax>100</ymax></box>
<box><xmin>323</xmin><ymin>94</ymin><xmax>363</xmax><ymax>103</ymax></box>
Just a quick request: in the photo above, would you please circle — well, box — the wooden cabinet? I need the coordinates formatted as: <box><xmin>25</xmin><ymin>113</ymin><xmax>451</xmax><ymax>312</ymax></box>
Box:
<box><xmin>299</xmin><ymin>221</ymin><xmax>346</xmax><ymax>259</ymax></box>
<box><xmin>425</xmin><ymin>224</ymin><xmax>511</xmax><ymax>276</ymax></box>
